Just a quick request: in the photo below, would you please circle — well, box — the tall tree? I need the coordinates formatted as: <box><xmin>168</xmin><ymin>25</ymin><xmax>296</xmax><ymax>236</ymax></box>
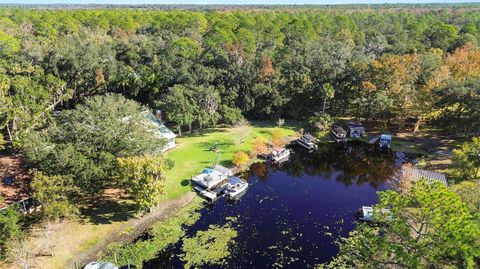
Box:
<box><xmin>322</xmin><ymin>181</ymin><xmax>480</xmax><ymax>268</ymax></box>
<box><xmin>117</xmin><ymin>155</ymin><xmax>169</xmax><ymax>212</ymax></box>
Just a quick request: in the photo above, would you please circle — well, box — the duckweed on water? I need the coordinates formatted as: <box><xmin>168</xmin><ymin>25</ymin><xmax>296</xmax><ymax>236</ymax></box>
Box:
<box><xmin>180</xmin><ymin>218</ymin><xmax>238</xmax><ymax>269</ymax></box>
<box><xmin>102</xmin><ymin>198</ymin><xmax>203</xmax><ymax>268</ymax></box>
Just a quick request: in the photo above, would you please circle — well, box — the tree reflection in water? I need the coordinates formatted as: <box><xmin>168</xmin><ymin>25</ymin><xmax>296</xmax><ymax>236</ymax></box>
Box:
<box><xmin>250</xmin><ymin>141</ymin><xmax>398</xmax><ymax>189</ymax></box>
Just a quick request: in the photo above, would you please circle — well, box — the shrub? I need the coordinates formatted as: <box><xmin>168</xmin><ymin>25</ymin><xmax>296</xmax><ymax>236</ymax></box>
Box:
<box><xmin>31</xmin><ymin>171</ymin><xmax>79</xmax><ymax>221</ymax></box>
<box><xmin>232</xmin><ymin>151</ymin><xmax>250</xmax><ymax>168</ymax></box>
<box><xmin>251</xmin><ymin>138</ymin><xmax>267</xmax><ymax>156</ymax></box>
<box><xmin>308</xmin><ymin>113</ymin><xmax>333</xmax><ymax>132</ymax></box>
<box><xmin>271</xmin><ymin>129</ymin><xmax>284</xmax><ymax>147</ymax></box>
<box><xmin>451</xmin><ymin>137</ymin><xmax>480</xmax><ymax>182</ymax></box>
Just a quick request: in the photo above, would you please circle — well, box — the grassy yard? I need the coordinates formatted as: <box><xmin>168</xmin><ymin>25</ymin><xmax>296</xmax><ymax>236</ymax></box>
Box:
<box><xmin>164</xmin><ymin>121</ymin><xmax>299</xmax><ymax>199</ymax></box>
<box><xmin>22</xmin><ymin>121</ymin><xmax>299</xmax><ymax>269</ymax></box>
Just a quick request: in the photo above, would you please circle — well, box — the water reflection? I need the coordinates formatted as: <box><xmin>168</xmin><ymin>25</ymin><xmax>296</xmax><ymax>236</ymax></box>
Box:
<box><xmin>250</xmin><ymin>141</ymin><xmax>397</xmax><ymax>188</ymax></box>
<box><xmin>142</xmin><ymin>142</ymin><xmax>400</xmax><ymax>269</ymax></box>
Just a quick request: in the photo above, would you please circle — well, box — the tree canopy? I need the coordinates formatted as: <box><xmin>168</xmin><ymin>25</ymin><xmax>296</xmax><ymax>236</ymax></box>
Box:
<box><xmin>322</xmin><ymin>181</ymin><xmax>480</xmax><ymax>268</ymax></box>
<box><xmin>1</xmin><ymin>7</ymin><xmax>480</xmax><ymax>139</ymax></box>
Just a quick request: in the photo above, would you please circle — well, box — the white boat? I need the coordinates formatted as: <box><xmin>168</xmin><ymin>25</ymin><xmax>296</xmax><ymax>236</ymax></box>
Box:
<box><xmin>330</xmin><ymin>125</ymin><xmax>348</xmax><ymax>143</ymax></box>
<box><xmin>355</xmin><ymin>206</ymin><xmax>391</xmax><ymax>222</ymax></box>
<box><xmin>268</xmin><ymin>147</ymin><xmax>291</xmax><ymax>163</ymax></box>
<box><xmin>296</xmin><ymin>134</ymin><xmax>318</xmax><ymax>150</ymax></box>
<box><xmin>379</xmin><ymin>134</ymin><xmax>392</xmax><ymax>150</ymax></box>
<box><xmin>224</xmin><ymin>177</ymin><xmax>248</xmax><ymax>200</ymax></box>
<box><xmin>83</xmin><ymin>262</ymin><xmax>118</xmax><ymax>269</ymax></box>
<box><xmin>347</xmin><ymin>121</ymin><xmax>366</xmax><ymax>138</ymax></box>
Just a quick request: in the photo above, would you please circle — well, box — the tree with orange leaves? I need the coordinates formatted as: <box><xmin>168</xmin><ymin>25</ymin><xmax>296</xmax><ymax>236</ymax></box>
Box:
<box><xmin>271</xmin><ymin>129</ymin><xmax>284</xmax><ymax>148</ymax></box>
<box><xmin>251</xmin><ymin>137</ymin><xmax>267</xmax><ymax>157</ymax></box>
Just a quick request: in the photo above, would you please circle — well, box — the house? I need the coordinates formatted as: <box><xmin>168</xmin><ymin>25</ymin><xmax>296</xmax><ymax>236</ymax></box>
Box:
<box><xmin>144</xmin><ymin>112</ymin><xmax>176</xmax><ymax>152</ymax></box>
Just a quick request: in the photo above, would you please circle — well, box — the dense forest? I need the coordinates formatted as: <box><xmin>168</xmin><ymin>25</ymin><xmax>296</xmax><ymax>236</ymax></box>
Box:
<box><xmin>0</xmin><ymin>5</ymin><xmax>480</xmax><ymax>269</ymax></box>
<box><xmin>1</xmin><ymin>5</ymin><xmax>480</xmax><ymax>144</ymax></box>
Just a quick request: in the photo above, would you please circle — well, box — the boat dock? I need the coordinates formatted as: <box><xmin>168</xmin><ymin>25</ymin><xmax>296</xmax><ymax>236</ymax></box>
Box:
<box><xmin>369</xmin><ymin>135</ymin><xmax>380</xmax><ymax>144</ymax></box>
<box><xmin>191</xmin><ymin>165</ymin><xmax>248</xmax><ymax>202</ymax></box>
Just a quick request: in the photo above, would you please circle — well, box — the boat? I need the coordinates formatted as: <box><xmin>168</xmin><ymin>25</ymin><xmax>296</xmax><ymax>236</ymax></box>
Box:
<box><xmin>329</xmin><ymin>125</ymin><xmax>347</xmax><ymax>143</ymax></box>
<box><xmin>296</xmin><ymin>133</ymin><xmax>318</xmax><ymax>150</ymax></box>
<box><xmin>355</xmin><ymin>206</ymin><xmax>391</xmax><ymax>222</ymax></box>
<box><xmin>379</xmin><ymin>134</ymin><xmax>392</xmax><ymax>150</ymax></box>
<box><xmin>191</xmin><ymin>165</ymin><xmax>233</xmax><ymax>201</ymax></box>
<box><xmin>83</xmin><ymin>262</ymin><xmax>118</xmax><ymax>269</ymax></box>
<box><xmin>268</xmin><ymin>147</ymin><xmax>291</xmax><ymax>163</ymax></box>
<box><xmin>224</xmin><ymin>176</ymin><xmax>248</xmax><ymax>200</ymax></box>
<box><xmin>347</xmin><ymin>121</ymin><xmax>365</xmax><ymax>138</ymax></box>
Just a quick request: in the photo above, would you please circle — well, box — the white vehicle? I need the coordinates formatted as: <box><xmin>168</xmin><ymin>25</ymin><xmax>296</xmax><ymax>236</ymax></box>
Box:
<box><xmin>83</xmin><ymin>262</ymin><xmax>118</xmax><ymax>269</ymax></box>
<box><xmin>224</xmin><ymin>177</ymin><xmax>248</xmax><ymax>200</ymax></box>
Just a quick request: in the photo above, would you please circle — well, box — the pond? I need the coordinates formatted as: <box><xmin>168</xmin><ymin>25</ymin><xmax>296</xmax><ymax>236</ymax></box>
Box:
<box><xmin>142</xmin><ymin>141</ymin><xmax>404</xmax><ymax>268</ymax></box>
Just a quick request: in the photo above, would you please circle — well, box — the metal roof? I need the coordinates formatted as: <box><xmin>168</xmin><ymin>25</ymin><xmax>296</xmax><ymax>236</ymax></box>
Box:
<box><xmin>401</xmin><ymin>166</ymin><xmax>448</xmax><ymax>187</ymax></box>
<box><xmin>380</xmin><ymin>134</ymin><xmax>392</xmax><ymax>140</ymax></box>
<box><xmin>302</xmin><ymin>134</ymin><xmax>315</xmax><ymax>141</ymax></box>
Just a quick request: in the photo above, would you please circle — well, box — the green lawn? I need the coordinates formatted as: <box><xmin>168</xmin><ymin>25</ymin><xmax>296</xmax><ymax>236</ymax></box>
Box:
<box><xmin>164</xmin><ymin>121</ymin><xmax>299</xmax><ymax>199</ymax></box>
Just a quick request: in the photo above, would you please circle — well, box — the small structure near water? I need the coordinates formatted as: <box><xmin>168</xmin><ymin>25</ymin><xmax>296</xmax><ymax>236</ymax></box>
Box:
<box><xmin>267</xmin><ymin>147</ymin><xmax>291</xmax><ymax>163</ymax></box>
<box><xmin>370</xmin><ymin>134</ymin><xmax>392</xmax><ymax>150</ymax></box>
<box><xmin>224</xmin><ymin>176</ymin><xmax>249</xmax><ymax>200</ymax></box>
<box><xmin>296</xmin><ymin>134</ymin><xmax>318</xmax><ymax>150</ymax></box>
<box><xmin>192</xmin><ymin>165</ymin><xmax>249</xmax><ymax>201</ymax></box>
<box><xmin>144</xmin><ymin>111</ymin><xmax>177</xmax><ymax>152</ymax></box>
<box><xmin>355</xmin><ymin>206</ymin><xmax>392</xmax><ymax>222</ymax></box>
<box><xmin>330</xmin><ymin>125</ymin><xmax>347</xmax><ymax>143</ymax></box>
<box><xmin>400</xmin><ymin>166</ymin><xmax>448</xmax><ymax>187</ymax></box>
<box><xmin>347</xmin><ymin>121</ymin><xmax>366</xmax><ymax>138</ymax></box>
<box><xmin>83</xmin><ymin>262</ymin><xmax>118</xmax><ymax>269</ymax></box>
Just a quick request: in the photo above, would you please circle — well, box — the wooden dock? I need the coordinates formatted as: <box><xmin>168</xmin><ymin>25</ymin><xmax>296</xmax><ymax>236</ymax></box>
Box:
<box><xmin>369</xmin><ymin>135</ymin><xmax>380</xmax><ymax>144</ymax></box>
<box><xmin>401</xmin><ymin>166</ymin><xmax>448</xmax><ymax>187</ymax></box>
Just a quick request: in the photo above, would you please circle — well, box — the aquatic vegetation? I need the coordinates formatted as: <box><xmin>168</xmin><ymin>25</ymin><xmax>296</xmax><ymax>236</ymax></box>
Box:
<box><xmin>102</xmin><ymin>198</ymin><xmax>202</xmax><ymax>267</ymax></box>
<box><xmin>180</xmin><ymin>219</ymin><xmax>238</xmax><ymax>269</ymax></box>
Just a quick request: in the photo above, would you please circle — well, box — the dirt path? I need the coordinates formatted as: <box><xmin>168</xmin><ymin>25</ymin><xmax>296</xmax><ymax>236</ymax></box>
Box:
<box><xmin>69</xmin><ymin>191</ymin><xmax>196</xmax><ymax>268</ymax></box>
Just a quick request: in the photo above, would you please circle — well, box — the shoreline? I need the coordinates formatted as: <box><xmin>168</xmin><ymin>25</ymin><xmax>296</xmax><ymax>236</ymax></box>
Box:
<box><xmin>69</xmin><ymin>191</ymin><xmax>196</xmax><ymax>268</ymax></box>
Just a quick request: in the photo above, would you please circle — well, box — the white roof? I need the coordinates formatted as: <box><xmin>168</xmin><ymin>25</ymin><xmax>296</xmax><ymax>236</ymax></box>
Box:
<box><xmin>192</xmin><ymin>169</ymin><xmax>227</xmax><ymax>189</ymax></box>
<box><xmin>144</xmin><ymin>112</ymin><xmax>176</xmax><ymax>140</ymax></box>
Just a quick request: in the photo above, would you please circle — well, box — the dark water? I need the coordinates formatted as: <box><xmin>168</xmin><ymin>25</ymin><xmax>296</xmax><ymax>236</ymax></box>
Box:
<box><xmin>145</xmin><ymin>141</ymin><xmax>400</xmax><ymax>268</ymax></box>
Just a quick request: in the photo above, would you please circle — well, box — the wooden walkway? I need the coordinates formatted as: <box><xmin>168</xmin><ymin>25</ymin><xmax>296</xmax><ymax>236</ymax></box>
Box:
<box><xmin>401</xmin><ymin>166</ymin><xmax>448</xmax><ymax>187</ymax></box>
<box><xmin>369</xmin><ymin>135</ymin><xmax>380</xmax><ymax>144</ymax></box>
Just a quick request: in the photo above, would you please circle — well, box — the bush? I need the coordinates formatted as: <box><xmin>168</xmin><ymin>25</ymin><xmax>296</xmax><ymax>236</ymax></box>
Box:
<box><xmin>271</xmin><ymin>129</ymin><xmax>284</xmax><ymax>148</ymax></box>
<box><xmin>251</xmin><ymin>138</ymin><xmax>267</xmax><ymax>157</ymax></box>
<box><xmin>308</xmin><ymin>114</ymin><xmax>333</xmax><ymax>132</ymax></box>
<box><xmin>0</xmin><ymin>207</ymin><xmax>22</xmax><ymax>258</ymax></box>
<box><xmin>31</xmin><ymin>171</ymin><xmax>79</xmax><ymax>221</ymax></box>
<box><xmin>232</xmin><ymin>151</ymin><xmax>250</xmax><ymax>168</ymax></box>
<box><xmin>451</xmin><ymin>137</ymin><xmax>480</xmax><ymax>182</ymax></box>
